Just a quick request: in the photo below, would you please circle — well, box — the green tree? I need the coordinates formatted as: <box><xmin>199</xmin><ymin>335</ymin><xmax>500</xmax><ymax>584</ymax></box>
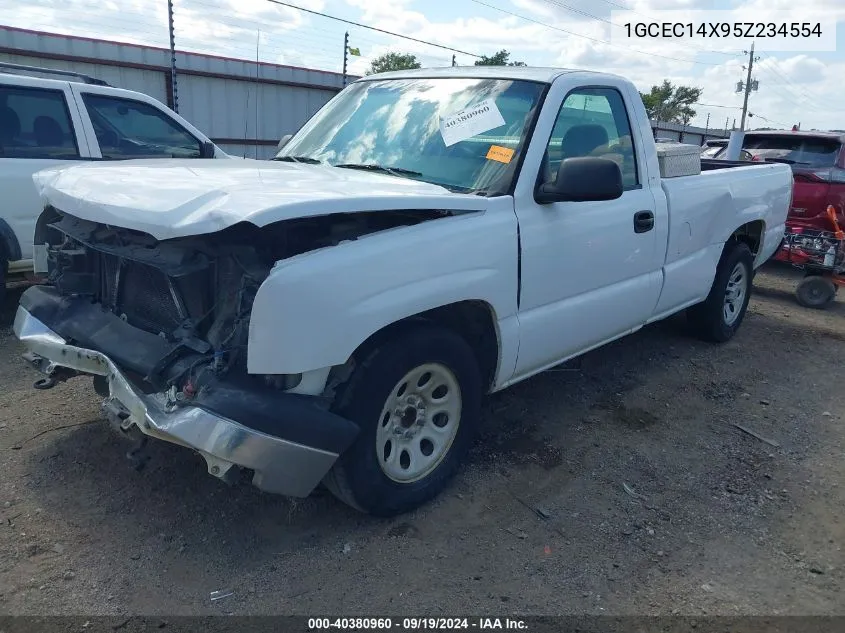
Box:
<box><xmin>474</xmin><ymin>49</ymin><xmax>526</xmax><ymax>67</ymax></box>
<box><xmin>366</xmin><ymin>52</ymin><xmax>422</xmax><ymax>75</ymax></box>
<box><xmin>639</xmin><ymin>80</ymin><xmax>702</xmax><ymax>124</ymax></box>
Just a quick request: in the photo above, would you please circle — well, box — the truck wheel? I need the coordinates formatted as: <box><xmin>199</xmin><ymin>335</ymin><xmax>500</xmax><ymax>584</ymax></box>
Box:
<box><xmin>0</xmin><ymin>257</ymin><xmax>7</xmax><ymax>306</ymax></box>
<box><xmin>325</xmin><ymin>325</ymin><xmax>482</xmax><ymax>516</ymax></box>
<box><xmin>688</xmin><ymin>240</ymin><xmax>753</xmax><ymax>343</ymax></box>
<box><xmin>795</xmin><ymin>275</ymin><xmax>836</xmax><ymax>309</ymax></box>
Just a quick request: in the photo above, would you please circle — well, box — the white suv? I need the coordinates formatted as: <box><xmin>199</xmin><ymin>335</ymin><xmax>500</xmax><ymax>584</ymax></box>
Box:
<box><xmin>0</xmin><ymin>63</ymin><xmax>229</xmax><ymax>302</ymax></box>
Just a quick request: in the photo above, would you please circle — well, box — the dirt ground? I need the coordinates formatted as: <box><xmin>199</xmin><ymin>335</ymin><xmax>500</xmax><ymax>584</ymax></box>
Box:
<box><xmin>0</xmin><ymin>263</ymin><xmax>843</xmax><ymax>616</ymax></box>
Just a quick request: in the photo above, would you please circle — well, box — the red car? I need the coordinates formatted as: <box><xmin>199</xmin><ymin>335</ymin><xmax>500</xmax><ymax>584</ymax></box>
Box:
<box><xmin>741</xmin><ymin>130</ymin><xmax>845</xmax><ymax>233</ymax></box>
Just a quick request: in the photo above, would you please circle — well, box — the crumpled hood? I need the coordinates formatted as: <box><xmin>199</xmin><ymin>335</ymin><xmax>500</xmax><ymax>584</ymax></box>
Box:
<box><xmin>33</xmin><ymin>159</ymin><xmax>486</xmax><ymax>241</ymax></box>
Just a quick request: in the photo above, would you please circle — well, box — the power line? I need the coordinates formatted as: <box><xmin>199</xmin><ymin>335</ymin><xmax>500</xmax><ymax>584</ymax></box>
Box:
<box><xmin>185</xmin><ymin>0</ymin><xmax>466</xmax><ymax>62</ymax></box>
<box><xmin>537</xmin><ymin>0</ymin><xmax>615</xmax><ymax>26</ymax></box>
<box><xmin>538</xmin><ymin>0</ymin><xmax>739</xmax><ymax>57</ymax></box>
<box><xmin>748</xmin><ymin>112</ymin><xmax>789</xmax><ymax>127</ymax></box>
<box><xmin>755</xmin><ymin>54</ymin><xmax>828</xmax><ymax>115</ymax></box>
<box><xmin>264</xmin><ymin>0</ymin><xmax>482</xmax><ymax>58</ymax></box>
<box><xmin>12</xmin><ymin>17</ymin><xmax>168</xmax><ymax>44</ymax></box>
<box><xmin>469</xmin><ymin>0</ymin><xmax>719</xmax><ymax>66</ymax></box>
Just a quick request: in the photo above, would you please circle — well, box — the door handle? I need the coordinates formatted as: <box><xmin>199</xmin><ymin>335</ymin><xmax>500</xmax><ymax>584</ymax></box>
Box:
<box><xmin>633</xmin><ymin>210</ymin><xmax>654</xmax><ymax>233</ymax></box>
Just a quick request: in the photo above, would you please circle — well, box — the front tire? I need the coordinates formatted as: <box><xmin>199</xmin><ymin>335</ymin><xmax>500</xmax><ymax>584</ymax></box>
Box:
<box><xmin>325</xmin><ymin>325</ymin><xmax>482</xmax><ymax>516</ymax></box>
<box><xmin>688</xmin><ymin>241</ymin><xmax>753</xmax><ymax>343</ymax></box>
<box><xmin>0</xmin><ymin>258</ymin><xmax>7</xmax><ymax>307</ymax></box>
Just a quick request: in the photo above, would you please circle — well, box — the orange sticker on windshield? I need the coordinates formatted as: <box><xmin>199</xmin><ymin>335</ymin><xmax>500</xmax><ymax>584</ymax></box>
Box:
<box><xmin>486</xmin><ymin>145</ymin><xmax>515</xmax><ymax>164</ymax></box>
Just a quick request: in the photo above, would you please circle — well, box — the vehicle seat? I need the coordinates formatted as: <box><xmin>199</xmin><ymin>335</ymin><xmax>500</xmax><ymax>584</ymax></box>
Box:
<box><xmin>560</xmin><ymin>124</ymin><xmax>609</xmax><ymax>159</ymax></box>
<box><xmin>0</xmin><ymin>106</ymin><xmax>21</xmax><ymax>144</ymax></box>
<box><xmin>543</xmin><ymin>123</ymin><xmax>610</xmax><ymax>182</ymax></box>
<box><xmin>34</xmin><ymin>115</ymin><xmax>63</xmax><ymax>147</ymax></box>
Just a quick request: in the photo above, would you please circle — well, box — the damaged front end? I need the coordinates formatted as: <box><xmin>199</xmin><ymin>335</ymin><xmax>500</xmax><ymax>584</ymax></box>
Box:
<box><xmin>15</xmin><ymin>208</ymin><xmax>444</xmax><ymax>496</ymax></box>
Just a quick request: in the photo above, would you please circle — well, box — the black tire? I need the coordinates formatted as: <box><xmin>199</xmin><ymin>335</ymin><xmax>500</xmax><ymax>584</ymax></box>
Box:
<box><xmin>796</xmin><ymin>275</ymin><xmax>836</xmax><ymax>309</ymax></box>
<box><xmin>0</xmin><ymin>257</ymin><xmax>7</xmax><ymax>307</ymax></box>
<box><xmin>687</xmin><ymin>240</ymin><xmax>754</xmax><ymax>343</ymax></box>
<box><xmin>324</xmin><ymin>324</ymin><xmax>482</xmax><ymax>516</ymax></box>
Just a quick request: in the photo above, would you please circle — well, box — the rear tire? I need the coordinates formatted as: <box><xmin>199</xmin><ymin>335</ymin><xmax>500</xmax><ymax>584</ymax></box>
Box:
<box><xmin>796</xmin><ymin>275</ymin><xmax>836</xmax><ymax>309</ymax></box>
<box><xmin>325</xmin><ymin>325</ymin><xmax>482</xmax><ymax>516</ymax></box>
<box><xmin>688</xmin><ymin>241</ymin><xmax>753</xmax><ymax>343</ymax></box>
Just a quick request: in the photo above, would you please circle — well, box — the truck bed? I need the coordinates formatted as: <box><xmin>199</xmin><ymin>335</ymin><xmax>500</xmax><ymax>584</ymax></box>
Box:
<box><xmin>700</xmin><ymin>158</ymin><xmax>755</xmax><ymax>170</ymax></box>
<box><xmin>649</xmin><ymin>161</ymin><xmax>792</xmax><ymax>317</ymax></box>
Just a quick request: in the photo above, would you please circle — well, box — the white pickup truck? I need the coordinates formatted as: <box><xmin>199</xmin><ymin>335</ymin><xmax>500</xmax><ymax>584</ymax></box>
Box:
<box><xmin>0</xmin><ymin>63</ymin><xmax>227</xmax><ymax>301</ymax></box>
<box><xmin>14</xmin><ymin>67</ymin><xmax>791</xmax><ymax>516</ymax></box>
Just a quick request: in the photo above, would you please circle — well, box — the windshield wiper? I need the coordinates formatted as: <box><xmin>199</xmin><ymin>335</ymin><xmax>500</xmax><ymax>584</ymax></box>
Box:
<box><xmin>274</xmin><ymin>155</ymin><xmax>322</xmax><ymax>164</ymax></box>
<box><xmin>335</xmin><ymin>163</ymin><xmax>422</xmax><ymax>177</ymax></box>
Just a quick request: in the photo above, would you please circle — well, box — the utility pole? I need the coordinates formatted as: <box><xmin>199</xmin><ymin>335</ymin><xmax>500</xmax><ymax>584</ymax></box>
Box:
<box><xmin>704</xmin><ymin>112</ymin><xmax>710</xmax><ymax>139</ymax></box>
<box><xmin>737</xmin><ymin>42</ymin><xmax>759</xmax><ymax>131</ymax></box>
<box><xmin>342</xmin><ymin>31</ymin><xmax>349</xmax><ymax>86</ymax></box>
<box><xmin>167</xmin><ymin>0</ymin><xmax>178</xmax><ymax>112</ymax></box>
<box><xmin>724</xmin><ymin>117</ymin><xmax>729</xmax><ymax>136</ymax></box>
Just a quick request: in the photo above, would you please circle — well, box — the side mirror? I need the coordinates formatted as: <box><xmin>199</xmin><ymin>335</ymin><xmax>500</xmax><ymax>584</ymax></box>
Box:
<box><xmin>535</xmin><ymin>157</ymin><xmax>623</xmax><ymax>204</ymax></box>
<box><xmin>199</xmin><ymin>141</ymin><xmax>216</xmax><ymax>158</ymax></box>
<box><xmin>277</xmin><ymin>134</ymin><xmax>293</xmax><ymax>151</ymax></box>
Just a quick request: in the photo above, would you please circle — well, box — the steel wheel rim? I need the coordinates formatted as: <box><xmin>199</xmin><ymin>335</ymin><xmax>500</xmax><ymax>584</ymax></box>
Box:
<box><xmin>375</xmin><ymin>363</ymin><xmax>462</xmax><ymax>483</ymax></box>
<box><xmin>723</xmin><ymin>262</ymin><xmax>748</xmax><ymax>326</ymax></box>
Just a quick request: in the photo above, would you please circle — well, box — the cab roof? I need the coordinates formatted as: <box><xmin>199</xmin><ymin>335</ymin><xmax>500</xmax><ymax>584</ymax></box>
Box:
<box><xmin>355</xmin><ymin>66</ymin><xmax>582</xmax><ymax>84</ymax></box>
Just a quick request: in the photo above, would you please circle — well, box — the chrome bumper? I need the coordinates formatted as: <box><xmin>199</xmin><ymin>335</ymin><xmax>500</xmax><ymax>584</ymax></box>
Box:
<box><xmin>13</xmin><ymin>306</ymin><xmax>339</xmax><ymax>497</ymax></box>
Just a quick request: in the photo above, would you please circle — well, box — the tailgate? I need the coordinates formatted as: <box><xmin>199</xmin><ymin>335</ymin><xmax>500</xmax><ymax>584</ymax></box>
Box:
<box><xmin>791</xmin><ymin>169</ymin><xmax>832</xmax><ymax>223</ymax></box>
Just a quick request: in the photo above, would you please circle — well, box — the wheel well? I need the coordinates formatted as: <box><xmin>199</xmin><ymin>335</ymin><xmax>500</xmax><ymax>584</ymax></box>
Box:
<box><xmin>731</xmin><ymin>220</ymin><xmax>764</xmax><ymax>256</ymax></box>
<box><xmin>33</xmin><ymin>207</ymin><xmax>63</xmax><ymax>248</ymax></box>
<box><xmin>341</xmin><ymin>301</ymin><xmax>500</xmax><ymax>394</ymax></box>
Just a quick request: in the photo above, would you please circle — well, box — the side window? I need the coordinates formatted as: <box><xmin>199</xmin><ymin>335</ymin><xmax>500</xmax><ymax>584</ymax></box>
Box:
<box><xmin>0</xmin><ymin>86</ymin><xmax>79</xmax><ymax>159</ymax></box>
<box><xmin>81</xmin><ymin>93</ymin><xmax>201</xmax><ymax>159</ymax></box>
<box><xmin>545</xmin><ymin>87</ymin><xmax>639</xmax><ymax>189</ymax></box>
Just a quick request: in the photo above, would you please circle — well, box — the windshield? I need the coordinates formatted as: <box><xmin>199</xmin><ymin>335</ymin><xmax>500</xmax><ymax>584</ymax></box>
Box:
<box><xmin>743</xmin><ymin>134</ymin><xmax>842</xmax><ymax>167</ymax></box>
<box><xmin>277</xmin><ymin>77</ymin><xmax>546</xmax><ymax>194</ymax></box>
<box><xmin>701</xmin><ymin>145</ymin><xmax>724</xmax><ymax>158</ymax></box>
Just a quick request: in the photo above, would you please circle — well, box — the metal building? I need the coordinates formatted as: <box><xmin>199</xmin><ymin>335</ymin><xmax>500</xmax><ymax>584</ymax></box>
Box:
<box><xmin>0</xmin><ymin>25</ymin><xmax>347</xmax><ymax>158</ymax></box>
<box><xmin>649</xmin><ymin>119</ymin><xmax>730</xmax><ymax>145</ymax></box>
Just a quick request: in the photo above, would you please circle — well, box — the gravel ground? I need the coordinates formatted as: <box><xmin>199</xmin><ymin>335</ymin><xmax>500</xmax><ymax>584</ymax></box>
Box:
<box><xmin>0</xmin><ymin>263</ymin><xmax>843</xmax><ymax>616</ymax></box>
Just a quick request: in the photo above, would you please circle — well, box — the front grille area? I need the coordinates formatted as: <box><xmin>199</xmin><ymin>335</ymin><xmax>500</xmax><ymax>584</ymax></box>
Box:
<box><xmin>96</xmin><ymin>252</ymin><xmax>212</xmax><ymax>335</ymax></box>
<box><xmin>118</xmin><ymin>261</ymin><xmax>183</xmax><ymax>331</ymax></box>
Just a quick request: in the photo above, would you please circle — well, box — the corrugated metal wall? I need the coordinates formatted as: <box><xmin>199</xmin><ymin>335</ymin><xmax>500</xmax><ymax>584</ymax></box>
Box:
<box><xmin>651</xmin><ymin>120</ymin><xmax>730</xmax><ymax>145</ymax></box>
<box><xmin>0</xmin><ymin>25</ymin><xmax>347</xmax><ymax>159</ymax></box>
<box><xmin>0</xmin><ymin>51</ymin><xmax>168</xmax><ymax>102</ymax></box>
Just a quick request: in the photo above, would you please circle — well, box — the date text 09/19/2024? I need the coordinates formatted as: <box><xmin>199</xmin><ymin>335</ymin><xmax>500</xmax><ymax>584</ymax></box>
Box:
<box><xmin>307</xmin><ymin>618</ymin><xmax>528</xmax><ymax>630</ymax></box>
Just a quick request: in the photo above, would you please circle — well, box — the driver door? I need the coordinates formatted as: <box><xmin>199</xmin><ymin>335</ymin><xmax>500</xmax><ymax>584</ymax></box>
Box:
<box><xmin>511</xmin><ymin>84</ymin><xmax>665</xmax><ymax>379</ymax></box>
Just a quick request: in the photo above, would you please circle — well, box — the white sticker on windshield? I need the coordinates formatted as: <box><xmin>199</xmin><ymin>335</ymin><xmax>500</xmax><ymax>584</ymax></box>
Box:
<box><xmin>439</xmin><ymin>99</ymin><xmax>506</xmax><ymax>147</ymax></box>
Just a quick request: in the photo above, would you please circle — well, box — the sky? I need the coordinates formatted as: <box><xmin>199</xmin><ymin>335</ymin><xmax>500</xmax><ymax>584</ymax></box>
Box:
<box><xmin>0</xmin><ymin>0</ymin><xmax>842</xmax><ymax>130</ymax></box>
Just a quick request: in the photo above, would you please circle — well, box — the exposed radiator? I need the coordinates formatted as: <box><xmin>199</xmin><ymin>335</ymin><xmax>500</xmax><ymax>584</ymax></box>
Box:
<box><xmin>97</xmin><ymin>253</ymin><xmax>211</xmax><ymax>335</ymax></box>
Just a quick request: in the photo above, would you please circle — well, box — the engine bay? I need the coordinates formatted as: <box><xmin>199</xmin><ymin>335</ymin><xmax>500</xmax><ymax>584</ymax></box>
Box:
<box><xmin>40</xmin><ymin>207</ymin><xmax>452</xmax><ymax>393</ymax></box>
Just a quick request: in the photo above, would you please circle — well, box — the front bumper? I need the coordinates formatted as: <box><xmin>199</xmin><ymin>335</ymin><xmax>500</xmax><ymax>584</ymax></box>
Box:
<box><xmin>14</xmin><ymin>305</ymin><xmax>353</xmax><ymax>498</ymax></box>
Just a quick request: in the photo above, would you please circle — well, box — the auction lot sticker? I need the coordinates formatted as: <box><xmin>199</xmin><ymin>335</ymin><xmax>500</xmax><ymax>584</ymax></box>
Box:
<box><xmin>440</xmin><ymin>99</ymin><xmax>505</xmax><ymax>147</ymax></box>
